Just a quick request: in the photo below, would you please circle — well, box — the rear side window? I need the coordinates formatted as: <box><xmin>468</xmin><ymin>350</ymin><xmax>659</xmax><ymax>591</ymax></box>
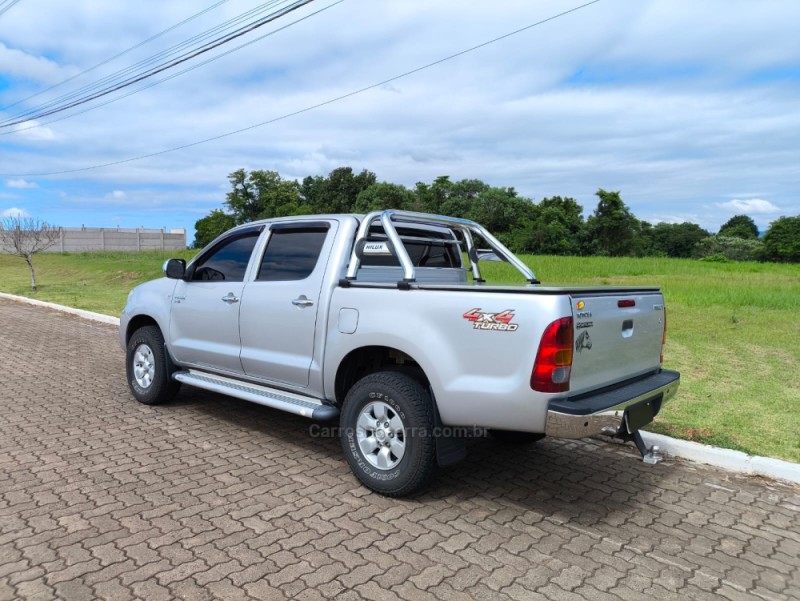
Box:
<box><xmin>257</xmin><ymin>229</ymin><xmax>328</xmax><ymax>281</ymax></box>
<box><xmin>192</xmin><ymin>233</ymin><xmax>260</xmax><ymax>282</ymax></box>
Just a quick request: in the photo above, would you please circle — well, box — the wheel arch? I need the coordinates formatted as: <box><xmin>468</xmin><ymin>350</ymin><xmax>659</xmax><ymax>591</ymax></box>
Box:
<box><xmin>333</xmin><ymin>345</ymin><xmax>431</xmax><ymax>404</ymax></box>
<box><xmin>125</xmin><ymin>314</ymin><xmax>161</xmax><ymax>346</ymax></box>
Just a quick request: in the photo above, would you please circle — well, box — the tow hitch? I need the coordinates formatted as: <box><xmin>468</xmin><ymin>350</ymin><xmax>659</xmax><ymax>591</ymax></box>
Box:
<box><xmin>630</xmin><ymin>430</ymin><xmax>663</xmax><ymax>465</ymax></box>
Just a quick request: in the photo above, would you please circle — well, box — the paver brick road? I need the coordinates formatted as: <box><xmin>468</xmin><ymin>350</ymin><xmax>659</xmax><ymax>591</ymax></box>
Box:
<box><xmin>1</xmin><ymin>297</ymin><xmax>799</xmax><ymax>601</ymax></box>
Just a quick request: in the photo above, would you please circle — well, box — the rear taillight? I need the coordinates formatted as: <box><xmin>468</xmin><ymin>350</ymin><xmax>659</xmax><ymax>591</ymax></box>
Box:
<box><xmin>531</xmin><ymin>317</ymin><xmax>574</xmax><ymax>393</ymax></box>
<box><xmin>660</xmin><ymin>308</ymin><xmax>667</xmax><ymax>364</ymax></box>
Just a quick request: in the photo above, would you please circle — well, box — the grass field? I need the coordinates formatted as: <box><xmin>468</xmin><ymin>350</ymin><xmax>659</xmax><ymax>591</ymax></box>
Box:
<box><xmin>0</xmin><ymin>250</ymin><xmax>199</xmax><ymax>315</ymax></box>
<box><xmin>1</xmin><ymin>251</ymin><xmax>798</xmax><ymax>462</ymax></box>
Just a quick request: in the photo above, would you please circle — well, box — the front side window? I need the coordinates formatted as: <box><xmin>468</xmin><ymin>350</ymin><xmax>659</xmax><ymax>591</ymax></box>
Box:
<box><xmin>257</xmin><ymin>228</ymin><xmax>328</xmax><ymax>282</ymax></box>
<box><xmin>192</xmin><ymin>233</ymin><xmax>260</xmax><ymax>282</ymax></box>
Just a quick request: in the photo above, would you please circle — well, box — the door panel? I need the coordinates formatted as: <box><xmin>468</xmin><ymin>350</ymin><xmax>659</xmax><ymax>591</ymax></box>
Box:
<box><xmin>169</xmin><ymin>230</ymin><xmax>261</xmax><ymax>372</ymax></box>
<box><xmin>239</xmin><ymin>222</ymin><xmax>336</xmax><ymax>387</ymax></box>
<box><xmin>169</xmin><ymin>280</ymin><xmax>246</xmax><ymax>372</ymax></box>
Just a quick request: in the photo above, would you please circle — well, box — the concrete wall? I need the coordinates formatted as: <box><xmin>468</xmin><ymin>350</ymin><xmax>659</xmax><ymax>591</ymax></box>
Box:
<box><xmin>1</xmin><ymin>227</ymin><xmax>186</xmax><ymax>253</ymax></box>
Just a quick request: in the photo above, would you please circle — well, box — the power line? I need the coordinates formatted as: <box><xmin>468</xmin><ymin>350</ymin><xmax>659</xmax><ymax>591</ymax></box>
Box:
<box><xmin>0</xmin><ymin>0</ymin><xmax>231</xmax><ymax>113</ymax></box>
<box><xmin>0</xmin><ymin>0</ymin><xmax>309</xmax><ymax>127</ymax></box>
<box><xmin>0</xmin><ymin>1</ymin><xmax>344</xmax><ymax>137</ymax></box>
<box><xmin>2</xmin><ymin>0</ymin><xmax>602</xmax><ymax>178</ymax></box>
<box><xmin>0</xmin><ymin>0</ymin><xmax>22</xmax><ymax>18</ymax></box>
<box><xmin>1</xmin><ymin>0</ymin><xmax>288</xmax><ymax>118</ymax></box>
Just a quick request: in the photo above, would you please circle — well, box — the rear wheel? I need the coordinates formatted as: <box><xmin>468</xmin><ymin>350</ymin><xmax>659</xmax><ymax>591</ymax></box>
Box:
<box><xmin>489</xmin><ymin>430</ymin><xmax>545</xmax><ymax>445</ymax></box>
<box><xmin>340</xmin><ymin>371</ymin><xmax>437</xmax><ymax>497</ymax></box>
<box><xmin>126</xmin><ymin>325</ymin><xmax>180</xmax><ymax>405</ymax></box>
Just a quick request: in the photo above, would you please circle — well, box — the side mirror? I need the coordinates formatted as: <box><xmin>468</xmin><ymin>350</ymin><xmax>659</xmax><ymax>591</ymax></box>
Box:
<box><xmin>163</xmin><ymin>258</ymin><xmax>186</xmax><ymax>279</ymax></box>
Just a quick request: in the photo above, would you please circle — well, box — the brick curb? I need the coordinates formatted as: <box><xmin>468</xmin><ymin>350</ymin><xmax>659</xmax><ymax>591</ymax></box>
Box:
<box><xmin>639</xmin><ymin>431</ymin><xmax>800</xmax><ymax>485</ymax></box>
<box><xmin>0</xmin><ymin>291</ymin><xmax>120</xmax><ymax>326</ymax></box>
<box><xmin>1</xmin><ymin>291</ymin><xmax>797</xmax><ymax>485</ymax></box>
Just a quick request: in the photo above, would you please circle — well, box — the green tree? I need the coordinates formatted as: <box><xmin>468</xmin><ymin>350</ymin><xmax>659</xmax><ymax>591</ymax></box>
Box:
<box><xmin>353</xmin><ymin>182</ymin><xmax>415</xmax><ymax>213</ymax></box>
<box><xmin>523</xmin><ymin>196</ymin><xmax>585</xmax><ymax>255</ymax></box>
<box><xmin>224</xmin><ymin>169</ymin><xmax>258</xmax><ymax>224</ymax></box>
<box><xmin>331</xmin><ymin>167</ymin><xmax>377</xmax><ymax>213</ymax></box>
<box><xmin>466</xmin><ymin>187</ymin><xmax>528</xmax><ymax>235</ymax></box>
<box><xmin>718</xmin><ymin>214</ymin><xmax>759</xmax><ymax>239</ymax></box>
<box><xmin>413</xmin><ymin>176</ymin><xmax>458</xmax><ymax>215</ymax></box>
<box><xmin>632</xmin><ymin>220</ymin><xmax>654</xmax><ymax>257</ymax></box>
<box><xmin>225</xmin><ymin>169</ymin><xmax>302</xmax><ymax>224</ymax></box>
<box><xmin>539</xmin><ymin>196</ymin><xmax>583</xmax><ymax>229</ymax></box>
<box><xmin>410</xmin><ymin>176</ymin><xmax>536</xmax><ymax>242</ymax></box>
<box><xmin>299</xmin><ymin>174</ymin><xmax>327</xmax><ymax>213</ymax></box>
<box><xmin>650</xmin><ymin>222</ymin><xmax>710</xmax><ymax>258</ymax></box>
<box><xmin>193</xmin><ymin>209</ymin><xmax>236</xmax><ymax>249</ymax></box>
<box><xmin>761</xmin><ymin>216</ymin><xmax>800</xmax><ymax>262</ymax></box>
<box><xmin>585</xmin><ymin>189</ymin><xmax>640</xmax><ymax>256</ymax></box>
<box><xmin>300</xmin><ymin>167</ymin><xmax>377</xmax><ymax>214</ymax></box>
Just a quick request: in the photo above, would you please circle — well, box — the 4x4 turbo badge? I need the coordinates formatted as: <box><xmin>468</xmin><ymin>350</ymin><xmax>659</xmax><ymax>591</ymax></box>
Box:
<box><xmin>463</xmin><ymin>308</ymin><xmax>519</xmax><ymax>332</ymax></box>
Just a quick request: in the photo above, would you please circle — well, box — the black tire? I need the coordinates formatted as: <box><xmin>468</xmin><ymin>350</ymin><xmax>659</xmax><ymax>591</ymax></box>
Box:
<box><xmin>340</xmin><ymin>371</ymin><xmax>437</xmax><ymax>497</ymax></box>
<box><xmin>489</xmin><ymin>430</ymin><xmax>545</xmax><ymax>445</ymax></box>
<box><xmin>126</xmin><ymin>325</ymin><xmax>181</xmax><ymax>405</ymax></box>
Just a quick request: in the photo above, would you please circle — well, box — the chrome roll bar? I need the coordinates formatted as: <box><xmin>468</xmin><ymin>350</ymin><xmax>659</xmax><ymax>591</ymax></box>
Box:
<box><xmin>345</xmin><ymin>210</ymin><xmax>538</xmax><ymax>285</ymax></box>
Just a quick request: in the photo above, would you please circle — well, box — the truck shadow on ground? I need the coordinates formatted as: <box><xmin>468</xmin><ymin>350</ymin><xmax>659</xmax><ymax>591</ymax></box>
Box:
<box><xmin>172</xmin><ymin>387</ymin><xmax>673</xmax><ymax>520</ymax></box>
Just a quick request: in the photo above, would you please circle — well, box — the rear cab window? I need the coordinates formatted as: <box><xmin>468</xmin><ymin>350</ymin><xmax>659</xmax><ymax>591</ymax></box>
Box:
<box><xmin>361</xmin><ymin>225</ymin><xmax>463</xmax><ymax>269</ymax></box>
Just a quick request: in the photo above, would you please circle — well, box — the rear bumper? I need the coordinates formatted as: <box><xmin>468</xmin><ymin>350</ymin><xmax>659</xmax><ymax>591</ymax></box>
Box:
<box><xmin>544</xmin><ymin>369</ymin><xmax>680</xmax><ymax>439</ymax></box>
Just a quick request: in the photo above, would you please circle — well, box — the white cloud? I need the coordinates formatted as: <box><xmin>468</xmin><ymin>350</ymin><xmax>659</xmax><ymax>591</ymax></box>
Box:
<box><xmin>643</xmin><ymin>213</ymin><xmax>704</xmax><ymax>226</ymax></box>
<box><xmin>1</xmin><ymin>207</ymin><xmax>31</xmax><ymax>218</ymax></box>
<box><xmin>8</xmin><ymin>121</ymin><xmax>57</xmax><ymax>141</ymax></box>
<box><xmin>0</xmin><ymin>42</ymin><xmax>73</xmax><ymax>84</ymax></box>
<box><xmin>1</xmin><ymin>0</ymin><xmax>799</xmax><ymax>233</ymax></box>
<box><xmin>717</xmin><ymin>199</ymin><xmax>781</xmax><ymax>214</ymax></box>
<box><xmin>5</xmin><ymin>178</ymin><xmax>38</xmax><ymax>189</ymax></box>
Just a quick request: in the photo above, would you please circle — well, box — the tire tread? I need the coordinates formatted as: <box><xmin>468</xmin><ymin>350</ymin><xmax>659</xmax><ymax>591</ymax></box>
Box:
<box><xmin>341</xmin><ymin>371</ymin><xmax>437</xmax><ymax>497</ymax></box>
<box><xmin>126</xmin><ymin>325</ymin><xmax>180</xmax><ymax>405</ymax></box>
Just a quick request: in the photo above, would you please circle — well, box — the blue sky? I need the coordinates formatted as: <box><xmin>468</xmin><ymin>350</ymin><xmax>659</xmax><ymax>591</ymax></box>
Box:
<box><xmin>1</xmin><ymin>0</ymin><xmax>799</xmax><ymax>244</ymax></box>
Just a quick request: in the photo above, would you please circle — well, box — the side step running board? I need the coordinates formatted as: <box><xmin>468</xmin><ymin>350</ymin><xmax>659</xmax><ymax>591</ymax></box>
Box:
<box><xmin>173</xmin><ymin>370</ymin><xmax>339</xmax><ymax>421</ymax></box>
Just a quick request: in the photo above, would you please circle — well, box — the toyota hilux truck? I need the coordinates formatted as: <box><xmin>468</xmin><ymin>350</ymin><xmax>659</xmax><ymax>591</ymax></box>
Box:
<box><xmin>120</xmin><ymin>210</ymin><xmax>680</xmax><ymax>496</ymax></box>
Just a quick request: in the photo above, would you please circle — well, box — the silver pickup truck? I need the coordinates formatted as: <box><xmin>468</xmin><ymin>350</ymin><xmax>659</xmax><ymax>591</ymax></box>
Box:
<box><xmin>120</xmin><ymin>210</ymin><xmax>680</xmax><ymax>496</ymax></box>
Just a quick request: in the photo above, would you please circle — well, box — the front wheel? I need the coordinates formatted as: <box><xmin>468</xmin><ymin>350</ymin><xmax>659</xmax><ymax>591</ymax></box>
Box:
<box><xmin>340</xmin><ymin>371</ymin><xmax>437</xmax><ymax>497</ymax></box>
<box><xmin>126</xmin><ymin>325</ymin><xmax>180</xmax><ymax>405</ymax></box>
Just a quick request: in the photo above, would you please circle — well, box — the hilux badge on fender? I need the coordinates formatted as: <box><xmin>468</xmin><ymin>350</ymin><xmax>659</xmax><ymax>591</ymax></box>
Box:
<box><xmin>463</xmin><ymin>308</ymin><xmax>519</xmax><ymax>331</ymax></box>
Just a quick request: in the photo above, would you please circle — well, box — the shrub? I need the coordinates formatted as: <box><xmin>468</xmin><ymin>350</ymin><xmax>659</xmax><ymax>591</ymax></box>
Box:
<box><xmin>693</xmin><ymin>236</ymin><xmax>764</xmax><ymax>262</ymax></box>
<box><xmin>699</xmin><ymin>253</ymin><xmax>731</xmax><ymax>263</ymax></box>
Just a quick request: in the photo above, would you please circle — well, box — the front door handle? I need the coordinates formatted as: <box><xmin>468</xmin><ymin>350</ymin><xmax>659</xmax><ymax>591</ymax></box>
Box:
<box><xmin>221</xmin><ymin>293</ymin><xmax>239</xmax><ymax>304</ymax></box>
<box><xmin>292</xmin><ymin>295</ymin><xmax>314</xmax><ymax>308</ymax></box>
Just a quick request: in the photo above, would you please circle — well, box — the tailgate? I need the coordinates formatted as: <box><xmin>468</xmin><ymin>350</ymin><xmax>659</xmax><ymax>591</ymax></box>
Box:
<box><xmin>569</xmin><ymin>292</ymin><xmax>665</xmax><ymax>394</ymax></box>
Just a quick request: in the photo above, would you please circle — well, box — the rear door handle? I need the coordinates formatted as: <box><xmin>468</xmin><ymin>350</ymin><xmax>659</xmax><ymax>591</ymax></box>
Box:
<box><xmin>221</xmin><ymin>293</ymin><xmax>239</xmax><ymax>304</ymax></box>
<box><xmin>292</xmin><ymin>295</ymin><xmax>314</xmax><ymax>308</ymax></box>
